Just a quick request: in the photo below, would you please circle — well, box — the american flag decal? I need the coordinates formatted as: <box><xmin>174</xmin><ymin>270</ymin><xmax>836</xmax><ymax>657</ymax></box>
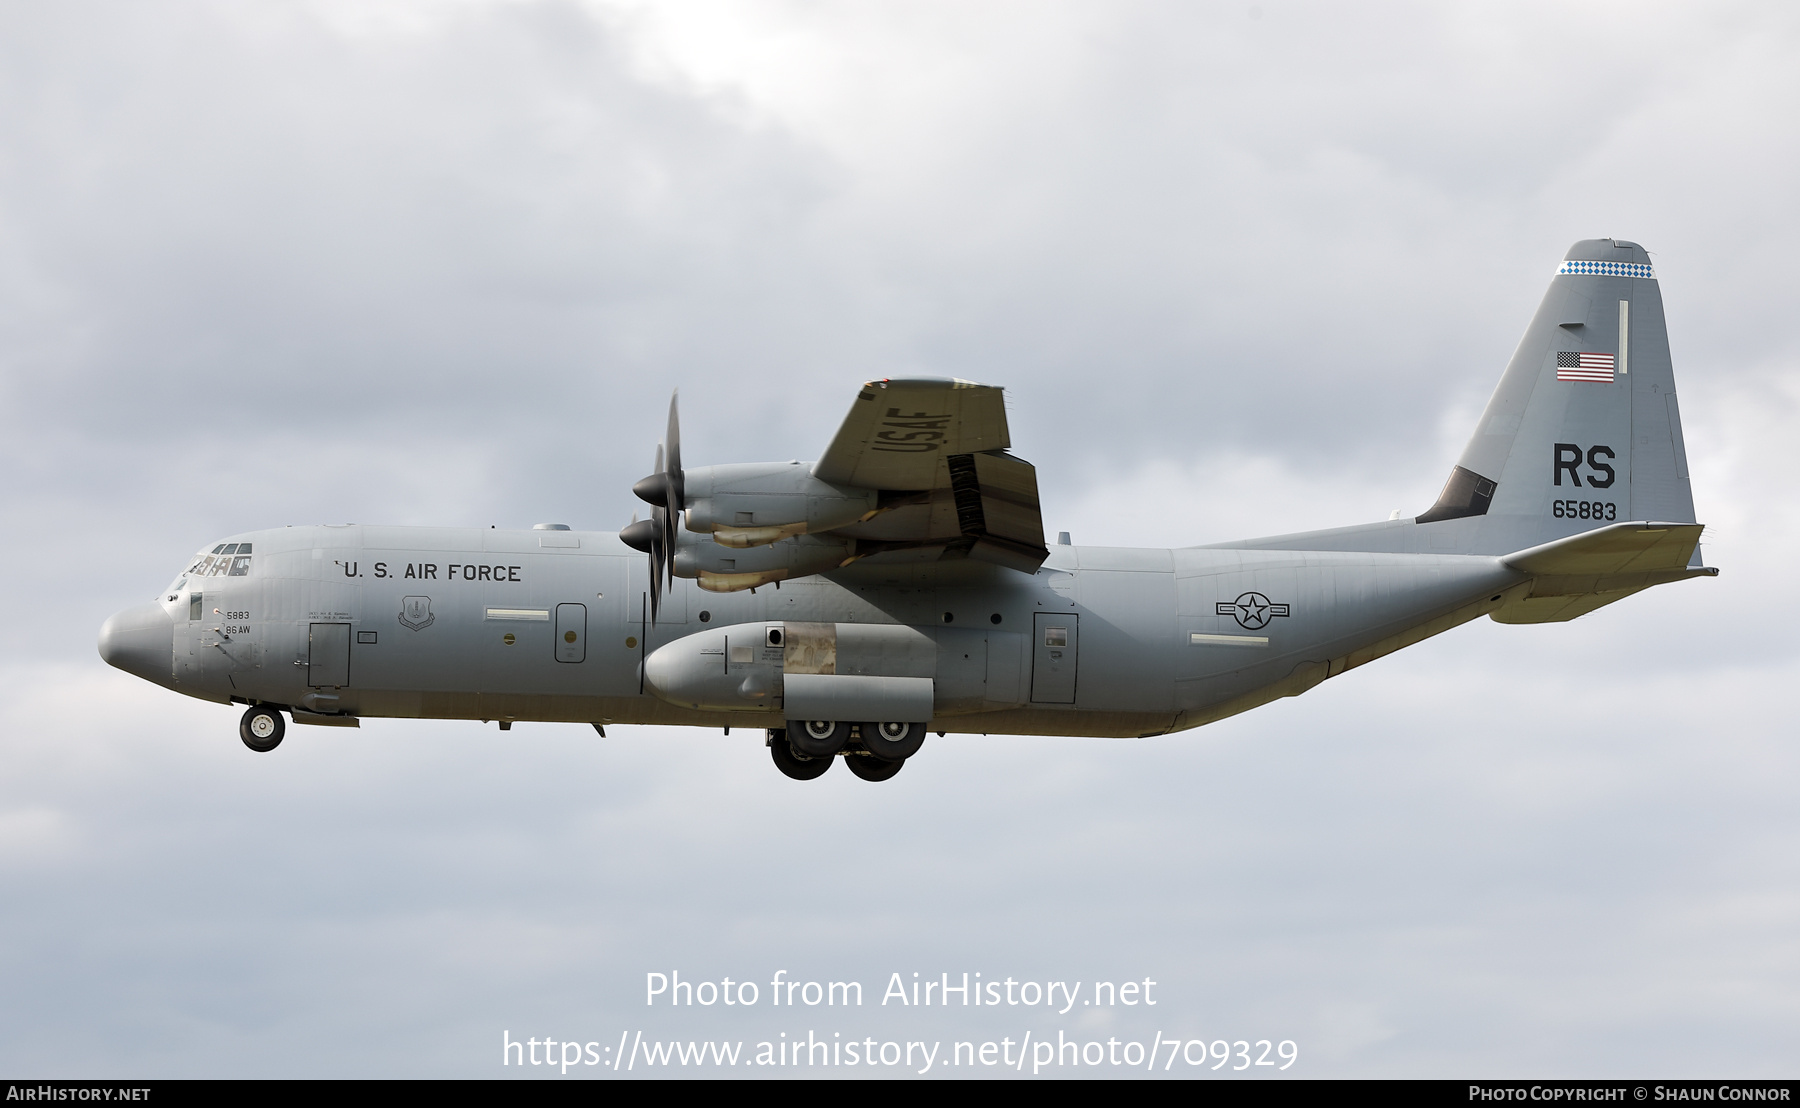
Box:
<box><xmin>1556</xmin><ymin>351</ymin><xmax>1615</xmax><ymax>382</ymax></box>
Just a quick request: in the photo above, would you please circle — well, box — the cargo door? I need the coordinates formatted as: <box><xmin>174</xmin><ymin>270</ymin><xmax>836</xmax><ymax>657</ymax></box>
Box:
<box><xmin>555</xmin><ymin>603</ymin><xmax>587</xmax><ymax>663</ymax></box>
<box><xmin>308</xmin><ymin>622</ymin><xmax>352</xmax><ymax>688</ymax></box>
<box><xmin>1031</xmin><ymin>613</ymin><xmax>1078</xmax><ymax>704</ymax></box>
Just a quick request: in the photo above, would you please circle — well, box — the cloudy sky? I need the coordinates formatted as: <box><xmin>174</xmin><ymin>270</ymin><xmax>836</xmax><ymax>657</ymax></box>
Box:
<box><xmin>3</xmin><ymin>0</ymin><xmax>1797</xmax><ymax>1078</ymax></box>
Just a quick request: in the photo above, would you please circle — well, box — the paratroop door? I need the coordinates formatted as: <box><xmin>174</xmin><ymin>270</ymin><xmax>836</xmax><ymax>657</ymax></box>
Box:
<box><xmin>1031</xmin><ymin>613</ymin><xmax>1078</xmax><ymax>704</ymax></box>
<box><xmin>555</xmin><ymin>603</ymin><xmax>587</xmax><ymax>663</ymax></box>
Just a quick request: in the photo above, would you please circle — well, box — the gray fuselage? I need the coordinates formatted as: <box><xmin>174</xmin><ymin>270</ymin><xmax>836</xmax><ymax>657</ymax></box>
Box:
<box><xmin>100</xmin><ymin>523</ymin><xmax>1526</xmax><ymax>738</ymax></box>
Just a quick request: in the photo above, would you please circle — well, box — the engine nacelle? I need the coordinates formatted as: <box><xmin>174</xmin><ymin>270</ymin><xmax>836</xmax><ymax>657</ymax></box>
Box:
<box><xmin>680</xmin><ymin>462</ymin><xmax>878</xmax><ymax>548</ymax></box>
<box><xmin>671</xmin><ymin>533</ymin><xmax>852</xmax><ymax>593</ymax></box>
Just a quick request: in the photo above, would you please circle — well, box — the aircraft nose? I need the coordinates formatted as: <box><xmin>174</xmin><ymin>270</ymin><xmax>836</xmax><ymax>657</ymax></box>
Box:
<box><xmin>98</xmin><ymin>602</ymin><xmax>174</xmax><ymax>685</ymax></box>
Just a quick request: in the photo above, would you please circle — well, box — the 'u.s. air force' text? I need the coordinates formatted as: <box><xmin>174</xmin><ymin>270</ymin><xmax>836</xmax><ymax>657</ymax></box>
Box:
<box><xmin>334</xmin><ymin>561</ymin><xmax>522</xmax><ymax>582</ymax></box>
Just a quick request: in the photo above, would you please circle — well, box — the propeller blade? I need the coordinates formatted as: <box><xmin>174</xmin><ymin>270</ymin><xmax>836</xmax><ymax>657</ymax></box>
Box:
<box><xmin>660</xmin><ymin>499</ymin><xmax>678</xmax><ymax>595</ymax></box>
<box><xmin>649</xmin><ymin>503</ymin><xmax>666</xmax><ymax>624</ymax></box>
<box><xmin>664</xmin><ymin>389</ymin><xmax>684</xmax><ymax>511</ymax></box>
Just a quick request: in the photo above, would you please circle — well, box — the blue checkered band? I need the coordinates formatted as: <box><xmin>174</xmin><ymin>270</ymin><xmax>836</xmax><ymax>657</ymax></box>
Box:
<box><xmin>1556</xmin><ymin>260</ymin><xmax>1655</xmax><ymax>279</ymax></box>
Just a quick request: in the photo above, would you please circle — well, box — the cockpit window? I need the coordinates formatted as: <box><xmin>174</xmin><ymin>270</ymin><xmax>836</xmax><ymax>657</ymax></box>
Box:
<box><xmin>187</xmin><ymin>544</ymin><xmax>253</xmax><ymax>577</ymax></box>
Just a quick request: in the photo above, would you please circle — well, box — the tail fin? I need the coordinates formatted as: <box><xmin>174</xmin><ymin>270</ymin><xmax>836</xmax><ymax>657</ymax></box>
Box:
<box><xmin>1415</xmin><ymin>238</ymin><xmax>1697</xmax><ymax>551</ymax></box>
<box><xmin>1215</xmin><ymin>239</ymin><xmax>1702</xmax><ymax>561</ymax></box>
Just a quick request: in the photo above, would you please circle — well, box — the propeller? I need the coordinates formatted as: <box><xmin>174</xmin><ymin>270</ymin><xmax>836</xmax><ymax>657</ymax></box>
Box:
<box><xmin>622</xmin><ymin>391</ymin><xmax>685</xmax><ymax>624</ymax></box>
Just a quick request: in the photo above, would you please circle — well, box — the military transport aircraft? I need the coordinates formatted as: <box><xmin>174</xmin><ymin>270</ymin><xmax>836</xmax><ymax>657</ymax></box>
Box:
<box><xmin>99</xmin><ymin>239</ymin><xmax>1713</xmax><ymax>781</ymax></box>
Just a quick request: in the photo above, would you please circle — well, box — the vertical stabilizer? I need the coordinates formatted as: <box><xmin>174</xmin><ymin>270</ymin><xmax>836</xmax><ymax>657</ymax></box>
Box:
<box><xmin>1215</xmin><ymin>239</ymin><xmax>1700</xmax><ymax>560</ymax></box>
<box><xmin>1413</xmin><ymin>238</ymin><xmax>1696</xmax><ymax>553</ymax></box>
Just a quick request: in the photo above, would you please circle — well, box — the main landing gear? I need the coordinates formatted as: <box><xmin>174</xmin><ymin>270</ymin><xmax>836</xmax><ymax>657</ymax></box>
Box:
<box><xmin>768</xmin><ymin>723</ymin><xmax>925</xmax><ymax>783</ymax></box>
<box><xmin>240</xmin><ymin>705</ymin><xmax>285</xmax><ymax>753</ymax></box>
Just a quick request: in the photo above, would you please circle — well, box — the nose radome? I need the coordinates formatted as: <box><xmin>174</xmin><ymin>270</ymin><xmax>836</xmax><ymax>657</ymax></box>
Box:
<box><xmin>99</xmin><ymin>603</ymin><xmax>174</xmax><ymax>686</ymax></box>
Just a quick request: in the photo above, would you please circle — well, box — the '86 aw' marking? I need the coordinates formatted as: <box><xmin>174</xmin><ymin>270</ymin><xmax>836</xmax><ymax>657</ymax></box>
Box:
<box><xmin>1218</xmin><ymin>592</ymin><xmax>1290</xmax><ymax>631</ymax></box>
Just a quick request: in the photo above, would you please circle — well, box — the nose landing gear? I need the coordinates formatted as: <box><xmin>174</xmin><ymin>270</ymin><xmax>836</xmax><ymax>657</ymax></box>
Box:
<box><xmin>240</xmin><ymin>705</ymin><xmax>285</xmax><ymax>752</ymax></box>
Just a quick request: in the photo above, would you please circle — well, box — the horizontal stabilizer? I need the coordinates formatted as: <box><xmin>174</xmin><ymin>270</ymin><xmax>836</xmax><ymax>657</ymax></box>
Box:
<box><xmin>1493</xmin><ymin>521</ymin><xmax>1715</xmax><ymax>624</ymax></box>
<box><xmin>1503</xmin><ymin>521</ymin><xmax>1704</xmax><ymax>577</ymax></box>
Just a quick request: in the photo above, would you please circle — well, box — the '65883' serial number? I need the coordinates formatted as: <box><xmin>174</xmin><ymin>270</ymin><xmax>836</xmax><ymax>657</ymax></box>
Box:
<box><xmin>1552</xmin><ymin>499</ymin><xmax>1616</xmax><ymax>521</ymax></box>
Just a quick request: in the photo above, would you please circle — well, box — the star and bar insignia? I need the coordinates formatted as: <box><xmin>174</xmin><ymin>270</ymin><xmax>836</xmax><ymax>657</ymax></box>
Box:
<box><xmin>1218</xmin><ymin>592</ymin><xmax>1290</xmax><ymax>631</ymax></box>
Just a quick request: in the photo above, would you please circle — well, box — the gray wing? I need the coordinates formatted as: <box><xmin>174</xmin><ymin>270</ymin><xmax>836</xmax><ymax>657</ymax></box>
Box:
<box><xmin>812</xmin><ymin>378</ymin><xmax>1048</xmax><ymax>573</ymax></box>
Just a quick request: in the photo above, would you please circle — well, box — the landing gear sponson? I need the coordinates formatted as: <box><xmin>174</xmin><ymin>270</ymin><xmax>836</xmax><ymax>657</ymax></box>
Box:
<box><xmin>767</xmin><ymin>723</ymin><xmax>924</xmax><ymax>782</ymax></box>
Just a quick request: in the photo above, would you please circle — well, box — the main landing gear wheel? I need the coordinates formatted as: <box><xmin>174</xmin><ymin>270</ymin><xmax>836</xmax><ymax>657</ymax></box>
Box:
<box><xmin>861</xmin><ymin>721</ymin><xmax>926</xmax><ymax>761</ymax></box>
<box><xmin>240</xmin><ymin>705</ymin><xmax>285</xmax><ymax>753</ymax></box>
<box><xmin>790</xmin><ymin>719</ymin><xmax>851</xmax><ymax>757</ymax></box>
<box><xmin>844</xmin><ymin>753</ymin><xmax>904</xmax><ymax>782</ymax></box>
<box><xmin>769</xmin><ymin>730</ymin><xmax>833</xmax><ymax>781</ymax></box>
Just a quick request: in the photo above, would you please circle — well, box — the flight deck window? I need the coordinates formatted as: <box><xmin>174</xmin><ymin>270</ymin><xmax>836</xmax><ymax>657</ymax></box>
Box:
<box><xmin>188</xmin><ymin>546</ymin><xmax>253</xmax><ymax>578</ymax></box>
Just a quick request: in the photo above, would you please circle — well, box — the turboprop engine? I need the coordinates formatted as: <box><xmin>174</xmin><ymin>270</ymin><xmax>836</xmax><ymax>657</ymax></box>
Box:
<box><xmin>679</xmin><ymin>461</ymin><xmax>879</xmax><ymax>548</ymax></box>
<box><xmin>671</xmin><ymin>532</ymin><xmax>852</xmax><ymax>593</ymax></box>
<box><xmin>624</xmin><ymin>393</ymin><xmax>892</xmax><ymax>609</ymax></box>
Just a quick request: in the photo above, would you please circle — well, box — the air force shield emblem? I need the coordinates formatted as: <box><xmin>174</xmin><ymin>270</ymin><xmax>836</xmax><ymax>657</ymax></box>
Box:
<box><xmin>399</xmin><ymin>595</ymin><xmax>435</xmax><ymax>631</ymax></box>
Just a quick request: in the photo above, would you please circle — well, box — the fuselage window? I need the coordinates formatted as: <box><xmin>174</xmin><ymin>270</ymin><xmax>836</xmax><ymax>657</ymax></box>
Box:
<box><xmin>188</xmin><ymin>594</ymin><xmax>203</xmax><ymax>621</ymax></box>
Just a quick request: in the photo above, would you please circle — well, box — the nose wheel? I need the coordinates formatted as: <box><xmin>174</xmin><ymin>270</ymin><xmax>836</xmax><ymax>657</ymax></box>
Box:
<box><xmin>240</xmin><ymin>705</ymin><xmax>285</xmax><ymax>752</ymax></box>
